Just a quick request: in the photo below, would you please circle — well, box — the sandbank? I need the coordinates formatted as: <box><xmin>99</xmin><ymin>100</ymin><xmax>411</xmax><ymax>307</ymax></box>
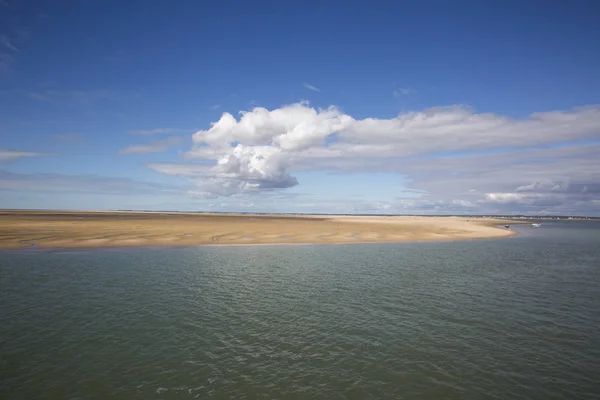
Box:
<box><xmin>0</xmin><ymin>210</ymin><xmax>518</xmax><ymax>250</ymax></box>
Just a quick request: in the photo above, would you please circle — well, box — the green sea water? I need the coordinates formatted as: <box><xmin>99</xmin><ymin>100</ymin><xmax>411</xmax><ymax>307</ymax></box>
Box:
<box><xmin>1</xmin><ymin>222</ymin><xmax>599</xmax><ymax>399</ymax></box>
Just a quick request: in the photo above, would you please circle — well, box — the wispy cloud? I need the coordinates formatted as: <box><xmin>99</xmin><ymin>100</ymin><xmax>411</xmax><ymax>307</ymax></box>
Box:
<box><xmin>303</xmin><ymin>82</ymin><xmax>320</xmax><ymax>92</ymax></box>
<box><xmin>0</xmin><ymin>35</ymin><xmax>19</xmax><ymax>52</ymax></box>
<box><xmin>146</xmin><ymin>162</ymin><xmax>212</xmax><ymax>176</ymax></box>
<box><xmin>0</xmin><ymin>149</ymin><xmax>50</xmax><ymax>162</ymax></box>
<box><xmin>210</xmin><ymin>104</ymin><xmax>221</xmax><ymax>110</ymax></box>
<box><xmin>0</xmin><ymin>18</ymin><xmax>31</xmax><ymax>73</ymax></box>
<box><xmin>129</xmin><ymin>128</ymin><xmax>187</xmax><ymax>135</ymax></box>
<box><xmin>55</xmin><ymin>133</ymin><xmax>84</xmax><ymax>144</ymax></box>
<box><xmin>28</xmin><ymin>91</ymin><xmax>51</xmax><ymax>101</ymax></box>
<box><xmin>0</xmin><ymin>53</ymin><xmax>13</xmax><ymax>74</ymax></box>
<box><xmin>104</xmin><ymin>49</ymin><xmax>128</xmax><ymax>64</ymax></box>
<box><xmin>29</xmin><ymin>89</ymin><xmax>139</xmax><ymax>104</ymax></box>
<box><xmin>393</xmin><ymin>87</ymin><xmax>414</xmax><ymax>97</ymax></box>
<box><xmin>118</xmin><ymin>136</ymin><xmax>182</xmax><ymax>155</ymax></box>
<box><xmin>0</xmin><ymin>170</ymin><xmax>187</xmax><ymax>196</ymax></box>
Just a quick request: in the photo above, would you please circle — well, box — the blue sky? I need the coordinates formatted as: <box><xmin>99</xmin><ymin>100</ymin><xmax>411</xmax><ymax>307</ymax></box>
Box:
<box><xmin>1</xmin><ymin>0</ymin><xmax>599</xmax><ymax>215</ymax></box>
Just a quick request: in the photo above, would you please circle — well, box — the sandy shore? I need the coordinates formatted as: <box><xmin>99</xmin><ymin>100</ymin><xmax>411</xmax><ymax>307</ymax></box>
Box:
<box><xmin>0</xmin><ymin>210</ymin><xmax>518</xmax><ymax>250</ymax></box>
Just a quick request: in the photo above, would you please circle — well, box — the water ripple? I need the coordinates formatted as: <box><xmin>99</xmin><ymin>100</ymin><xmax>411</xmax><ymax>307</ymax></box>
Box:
<box><xmin>1</xmin><ymin>222</ymin><xmax>600</xmax><ymax>399</ymax></box>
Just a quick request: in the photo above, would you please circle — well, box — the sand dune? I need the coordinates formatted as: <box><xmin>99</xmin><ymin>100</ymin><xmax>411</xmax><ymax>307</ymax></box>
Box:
<box><xmin>0</xmin><ymin>210</ymin><xmax>517</xmax><ymax>249</ymax></box>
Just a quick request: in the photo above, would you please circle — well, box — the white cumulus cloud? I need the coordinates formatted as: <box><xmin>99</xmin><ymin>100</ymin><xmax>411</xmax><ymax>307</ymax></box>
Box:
<box><xmin>146</xmin><ymin>102</ymin><xmax>600</xmax><ymax>214</ymax></box>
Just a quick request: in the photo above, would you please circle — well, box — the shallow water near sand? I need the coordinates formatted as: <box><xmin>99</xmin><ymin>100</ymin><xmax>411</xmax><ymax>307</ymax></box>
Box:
<box><xmin>1</xmin><ymin>221</ymin><xmax>599</xmax><ymax>399</ymax></box>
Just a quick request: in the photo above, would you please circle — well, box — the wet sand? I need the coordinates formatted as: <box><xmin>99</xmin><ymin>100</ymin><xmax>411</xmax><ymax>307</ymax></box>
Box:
<box><xmin>0</xmin><ymin>210</ymin><xmax>517</xmax><ymax>250</ymax></box>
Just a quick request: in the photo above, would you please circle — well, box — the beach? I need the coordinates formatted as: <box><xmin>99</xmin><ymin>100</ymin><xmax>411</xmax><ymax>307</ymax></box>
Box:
<box><xmin>0</xmin><ymin>210</ymin><xmax>516</xmax><ymax>249</ymax></box>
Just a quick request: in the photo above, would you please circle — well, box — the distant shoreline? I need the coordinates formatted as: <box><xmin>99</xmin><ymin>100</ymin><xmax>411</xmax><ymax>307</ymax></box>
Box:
<box><xmin>0</xmin><ymin>210</ymin><xmax>523</xmax><ymax>250</ymax></box>
<box><xmin>1</xmin><ymin>209</ymin><xmax>596</xmax><ymax>220</ymax></box>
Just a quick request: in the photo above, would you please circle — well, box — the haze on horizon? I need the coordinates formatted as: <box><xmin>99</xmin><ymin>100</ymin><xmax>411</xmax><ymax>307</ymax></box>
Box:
<box><xmin>1</xmin><ymin>0</ymin><xmax>599</xmax><ymax>216</ymax></box>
